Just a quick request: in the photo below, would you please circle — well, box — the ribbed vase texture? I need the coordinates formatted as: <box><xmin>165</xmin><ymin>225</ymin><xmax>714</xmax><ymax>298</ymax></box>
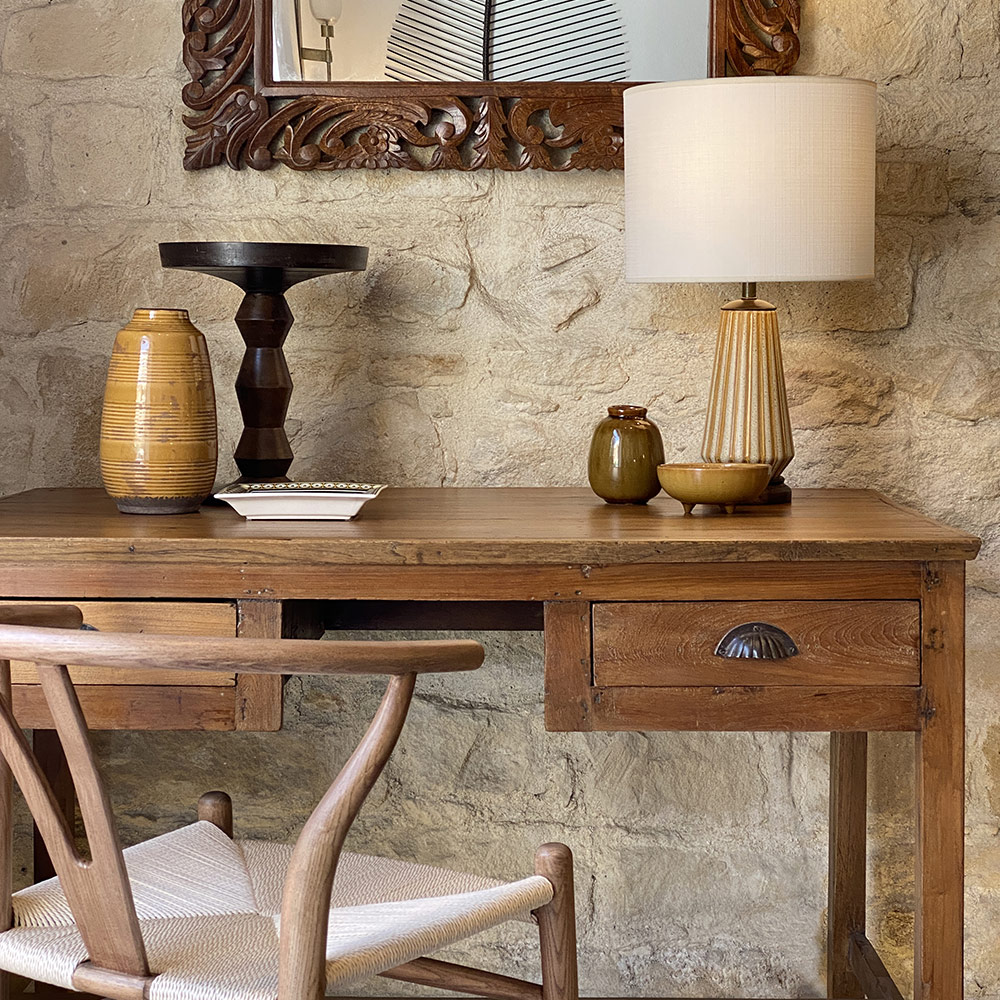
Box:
<box><xmin>100</xmin><ymin>309</ymin><xmax>218</xmax><ymax>514</ymax></box>
<box><xmin>701</xmin><ymin>307</ymin><xmax>794</xmax><ymax>478</ymax></box>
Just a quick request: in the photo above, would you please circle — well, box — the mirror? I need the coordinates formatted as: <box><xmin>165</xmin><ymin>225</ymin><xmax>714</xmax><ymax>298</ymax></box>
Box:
<box><xmin>180</xmin><ymin>0</ymin><xmax>801</xmax><ymax>172</ymax></box>
<box><xmin>272</xmin><ymin>1</ymin><xmax>713</xmax><ymax>85</ymax></box>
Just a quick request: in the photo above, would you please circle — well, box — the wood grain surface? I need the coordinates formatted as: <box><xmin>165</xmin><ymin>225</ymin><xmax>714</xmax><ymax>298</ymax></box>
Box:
<box><xmin>0</xmin><ymin>488</ymin><xmax>970</xmax><ymax>996</ymax></box>
<box><xmin>11</xmin><ymin>685</ymin><xmax>236</xmax><ymax>731</ymax></box>
<box><xmin>591</xmin><ymin>685</ymin><xmax>922</xmax><ymax>733</ymax></box>
<box><xmin>235</xmin><ymin>600</ymin><xmax>283</xmax><ymax>732</ymax></box>
<box><xmin>848</xmin><ymin>932</ymin><xmax>904</xmax><ymax>1000</ymax></box>
<box><xmin>381</xmin><ymin>958</ymin><xmax>541</xmax><ymax>1000</ymax></box>
<box><xmin>278</xmin><ymin>674</ymin><xmax>416</xmax><ymax>1000</ymax></box>
<box><xmin>543</xmin><ymin>603</ymin><xmax>593</xmax><ymax>733</ymax></box>
<box><xmin>534</xmin><ymin>844</ymin><xmax>579</xmax><ymax>1000</ymax></box>
<box><xmin>915</xmin><ymin>562</ymin><xmax>965</xmax><ymax>1000</ymax></box>
<box><xmin>828</xmin><ymin>733</ymin><xmax>868</xmax><ymax>999</ymax></box>
<box><xmin>592</xmin><ymin>601</ymin><xmax>920</xmax><ymax>687</ymax></box>
<box><xmin>0</xmin><ymin>490</ymin><xmax>978</xmax><ymax>603</ymax></box>
<box><xmin>8</xmin><ymin>602</ymin><xmax>236</xmax><ymax>686</ymax></box>
<box><xmin>0</xmin><ymin>626</ymin><xmax>485</xmax><ymax>677</ymax></box>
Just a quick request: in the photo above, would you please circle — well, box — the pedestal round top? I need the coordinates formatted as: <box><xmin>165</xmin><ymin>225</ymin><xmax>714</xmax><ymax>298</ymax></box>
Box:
<box><xmin>159</xmin><ymin>241</ymin><xmax>369</xmax><ymax>291</ymax></box>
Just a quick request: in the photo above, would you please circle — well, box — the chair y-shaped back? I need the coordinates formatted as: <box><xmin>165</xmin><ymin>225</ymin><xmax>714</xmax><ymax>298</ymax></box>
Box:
<box><xmin>0</xmin><ymin>605</ymin><xmax>580</xmax><ymax>1000</ymax></box>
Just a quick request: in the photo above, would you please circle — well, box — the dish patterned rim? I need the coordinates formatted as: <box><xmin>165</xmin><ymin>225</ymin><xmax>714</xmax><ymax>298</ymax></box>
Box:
<box><xmin>216</xmin><ymin>482</ymin><xmax>387</xmax><ymax>497</ymax></box>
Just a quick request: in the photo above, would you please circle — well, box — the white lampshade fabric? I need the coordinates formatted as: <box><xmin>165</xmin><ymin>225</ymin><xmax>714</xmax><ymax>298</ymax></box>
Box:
<box><xmin>624</xmin><ymin>76</ymin><xmax>876</xmax><ymax>283</ymax></box>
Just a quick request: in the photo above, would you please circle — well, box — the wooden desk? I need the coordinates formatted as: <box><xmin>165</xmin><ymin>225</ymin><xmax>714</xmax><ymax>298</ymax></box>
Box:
<box><xmin>0</xmin><ymin>486</ymin><xmax>980</xmax><ymax>1000</ymax></box>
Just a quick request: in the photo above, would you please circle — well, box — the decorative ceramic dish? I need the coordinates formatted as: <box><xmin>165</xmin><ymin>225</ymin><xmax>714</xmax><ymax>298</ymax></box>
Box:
<box><xmin>215</xmin><ymin>482</ymin><xmax>387</xmax><ymax>520</ymax></box>
<box><xmin>656</xmin><ymin>463</ymin><xmax>770</xmax><ymax>515</ymax></box>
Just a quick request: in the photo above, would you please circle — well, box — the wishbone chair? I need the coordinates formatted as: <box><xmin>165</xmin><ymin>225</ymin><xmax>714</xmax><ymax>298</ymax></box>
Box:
<box><xmin>0</xmin><ymin>605</ymin><xmax>578</xmax><ymax>1000</ymax></box>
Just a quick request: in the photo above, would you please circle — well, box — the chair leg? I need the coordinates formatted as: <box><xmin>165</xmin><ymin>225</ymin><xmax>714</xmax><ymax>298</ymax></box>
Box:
<box><xmin>534</xmin><ymin>843</ymin><xmax>578</xmax><ymax>1000</ymax></box>
<box><xmin>197</xmin><ymin>791</ymin><xmax>233</xmax><ymax>838</ymax></box>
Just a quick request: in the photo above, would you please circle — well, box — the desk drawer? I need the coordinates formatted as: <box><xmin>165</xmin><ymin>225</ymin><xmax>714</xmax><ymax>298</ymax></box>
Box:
<box><xmin>592</xmin><ymin>601</ymin><xmax>920</xmax><ymax>687</ymax></box>
<box><xmin>9</xmin><ymin>601</ymin><xmax>237</xmax><ymax>686</ymax></box>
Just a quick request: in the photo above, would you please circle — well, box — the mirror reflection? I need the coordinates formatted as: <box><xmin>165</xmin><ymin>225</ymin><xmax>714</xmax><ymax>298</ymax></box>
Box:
<box><xmin>272</xmin><ymin>0</ymin><xmax>712</xmax><ymax>84</ymax></box>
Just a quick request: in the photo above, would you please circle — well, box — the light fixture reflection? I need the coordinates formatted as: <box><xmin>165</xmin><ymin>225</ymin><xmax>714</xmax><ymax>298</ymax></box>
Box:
<box><xmin>301</xmin><ymin>0</ymin><xmax>343</xmax><ymax>81</ymax></box>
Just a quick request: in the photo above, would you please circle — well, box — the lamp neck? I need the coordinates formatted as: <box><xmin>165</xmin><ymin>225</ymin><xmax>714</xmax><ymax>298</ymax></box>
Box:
<box><xmin>722</xmin><ymin>281</ymin><xmax>775</xmax><ymax>312</ymax></box>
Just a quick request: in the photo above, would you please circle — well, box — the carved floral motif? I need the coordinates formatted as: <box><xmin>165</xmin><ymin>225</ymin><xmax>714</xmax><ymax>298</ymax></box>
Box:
<box><xmin>726</xmin><ymin>0</ymin><xmax>801</xmax><ymax>75</ymax></box>
<box><xmin>181</xmin><ymin>0</ymin><xmax>799</xmax><ymax>172</ymax></box>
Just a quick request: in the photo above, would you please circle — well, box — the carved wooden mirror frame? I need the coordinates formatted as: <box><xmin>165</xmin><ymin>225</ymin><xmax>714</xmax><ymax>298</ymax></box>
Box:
<box><xmin>181</xmin><ymin>0</ymin><xmax>800</xmax><ymax>172</ymax></box>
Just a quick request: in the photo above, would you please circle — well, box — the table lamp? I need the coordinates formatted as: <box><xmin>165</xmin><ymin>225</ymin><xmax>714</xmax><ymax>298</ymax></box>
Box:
<box><xmin>624</xmin><ymin>77</ymin><xmax>876</xmax><ymax>503</ymax></box>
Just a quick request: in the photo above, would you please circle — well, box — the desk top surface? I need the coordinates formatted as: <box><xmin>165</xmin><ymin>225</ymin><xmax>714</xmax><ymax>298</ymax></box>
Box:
<box><xmin>0</xmin><ymin>487</ymin><xmax>980</xmax><ymax>565</ymax></box>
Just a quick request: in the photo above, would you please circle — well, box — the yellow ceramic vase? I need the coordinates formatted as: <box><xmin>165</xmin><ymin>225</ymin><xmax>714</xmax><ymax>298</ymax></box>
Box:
<box><xmin>100</xmin><ymin>308</ymin><xmax>218</xmax><ymax>514</ymax></box>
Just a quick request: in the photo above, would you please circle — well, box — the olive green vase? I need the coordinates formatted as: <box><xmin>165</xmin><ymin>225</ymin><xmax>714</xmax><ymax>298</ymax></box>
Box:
<box><xmin>588</xmin><ymin>405</ymin><xmax>665</xmax><ymax>504</ymax></box>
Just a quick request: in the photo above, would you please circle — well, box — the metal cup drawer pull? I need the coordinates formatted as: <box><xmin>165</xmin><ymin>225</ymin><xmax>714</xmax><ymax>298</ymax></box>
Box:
<box><xmin>715</xmin><ymin>622</ymin><xmax>800</xmax><ymax>660</ymax></box>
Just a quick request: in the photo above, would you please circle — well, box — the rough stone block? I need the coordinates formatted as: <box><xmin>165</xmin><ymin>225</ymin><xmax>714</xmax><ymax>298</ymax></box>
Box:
<box><xmin>3</xmin><ymin>226</ymin><xmax>161</xmax><ymax>334</ymax></box>
<box><xmin>360</xmin><ymin>246</ymin><xmax>473</xmax><ymax>326</ymax></box>
<box><xmin>0</xmin><ymin>351</ymin><xmax>38</xmax><ymax>494</ymax></box>
<box><xmin>785</xmin><ymin>348</ymin><xmax>895</xmax><ymax>430</ymax></box>
<box><xmin>51</xmin><ymin>103</ymin><xmax>156</xmax><ymax>208</ymax></box>
<box><xmin>367</xmin><ymin>353</ymin><xmax>469</xmax><ymax>387</ymax></box>
<box><xmin>781</xmin><ymin>225</ymin><xmax>914</xmax><ymax>333</ymax></box>
<box><xmin>877</xmin><ymin>156</ymin><xmax>950</xmax><ymax>217</ymax></box>
<box><xmin>34</xmin><ymin>346</ymin><xmax>108</xmax><ymax>486</ymax></box>
<box><xmin>912</xmin><ymin>216</ymin><xmax>1000</xmax><ymax>336</ymax></box>
<box><xmin>879</xmin><ymin>81</ymin><xmax>998</xmax><ymax>154</ymax></box>
<box><xmin>2</xmin><ymin>1</ymin><xmax>176</xmax><ymax>80</ymax></box>
<box><xmin>0</xmin><ymin>115</ymin><xmax>29</xmax><ymax>208</ymax></box>
<box><xmin>955</xmin><ymin>0</ymin><xmax>1000</xmax><ymax>79</ymax></box>
<box><xmin>947</xmin><ymin>150</ymin><xmax>1000</xmax><ymax>216</ymax></box>
<box><xmin>796</xmin><ymin>1</ymin><xmax>959</xmax><ymax>80</ymax></box>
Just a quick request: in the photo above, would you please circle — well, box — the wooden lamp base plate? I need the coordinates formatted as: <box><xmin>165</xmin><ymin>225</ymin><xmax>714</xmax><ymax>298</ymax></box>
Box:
<box><xmin>749</xmin><ymin>476</ymin><xmax>793</xmax><ymax>505</ymax></box>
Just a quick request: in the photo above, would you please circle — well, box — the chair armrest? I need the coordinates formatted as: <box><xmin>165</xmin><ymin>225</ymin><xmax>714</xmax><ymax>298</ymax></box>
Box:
<box><xmin>0</xmin><ymin>627</ymin><xmax>485</xmax><ymax>676</ymax></box>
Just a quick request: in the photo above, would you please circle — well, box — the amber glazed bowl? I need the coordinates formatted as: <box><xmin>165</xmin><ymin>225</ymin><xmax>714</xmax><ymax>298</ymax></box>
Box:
<box><xmin>657</xmin><ymin>463</ymin><xmax>771</xmax><ymax>515</ymax></box>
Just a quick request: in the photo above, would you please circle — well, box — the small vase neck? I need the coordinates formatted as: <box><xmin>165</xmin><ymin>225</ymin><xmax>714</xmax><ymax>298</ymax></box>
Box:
<box><xmin>132</xmin><ymin>308</ymin><xmax>191</xmax><ymax>322</ymax></box>
<box><xmin>607</xmin><ymin>404</ymin><xmax>648</xmax><ymax>419</ymax></box>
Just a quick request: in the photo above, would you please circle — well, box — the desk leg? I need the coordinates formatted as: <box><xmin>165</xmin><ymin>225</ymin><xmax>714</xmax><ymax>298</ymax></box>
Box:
<box><xmin>236</xmin><ymin>601</ymin><xmax>284</xmax><ymax>731</ymax></box>
<box><xmin>0</xmin><ymin>662</ymin><xmax>11</xmax><ymax>1000</ymax></box>
<box><xmin>915</xmin><ymin>562</ymin><xmax>965</xmax><ymax>1000</ymax></box>
<box><xmin>828</xmin><ymin>731</ymin><xmax>867</xmax><ymax>998</ymax></box>
<box><xmin>32</xmin><ymin>730</ymin><xmax>74</xmax><ymax>882</ymax></box>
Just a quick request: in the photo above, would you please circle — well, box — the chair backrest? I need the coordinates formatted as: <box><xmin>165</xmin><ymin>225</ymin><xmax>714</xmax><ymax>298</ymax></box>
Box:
<box><xmin>0</xmin><ymin>605</ymin><xmax>148</xmax><ymax>976</ymax></box>
<box><xmin>0</xmin><ymin>605</ymin><xmax>484</xmax><ymax>1000</ymax></box>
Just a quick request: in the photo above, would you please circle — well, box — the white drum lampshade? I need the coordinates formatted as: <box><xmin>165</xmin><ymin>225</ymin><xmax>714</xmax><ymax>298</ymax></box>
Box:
<box><xmin>624</xmin><ymin>76</ymin><xmax>876</xmax><ymax>503</ymax></box>
<box><xmin>625</xmin><ymin>76</ymin><xmax>876</xmax><ymax>283</ymax></box>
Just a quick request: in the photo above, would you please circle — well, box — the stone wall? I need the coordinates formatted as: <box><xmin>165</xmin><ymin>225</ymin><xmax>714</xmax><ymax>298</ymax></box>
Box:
<box><xmin>1</xmin><ymin>0</ymin><xmax>999</xmax><ymax>995</ymax></box>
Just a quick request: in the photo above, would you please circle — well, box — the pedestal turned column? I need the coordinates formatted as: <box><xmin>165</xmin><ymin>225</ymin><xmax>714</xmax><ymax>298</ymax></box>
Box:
<box><xmin>159</xmin><ymin>242</ymin><xmax>368</xmax><ymax>483</ymax></box>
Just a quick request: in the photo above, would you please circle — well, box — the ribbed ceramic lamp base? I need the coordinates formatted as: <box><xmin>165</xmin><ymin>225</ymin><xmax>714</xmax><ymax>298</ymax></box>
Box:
<box><xmin>701</xmin><ymin>299</ymin><xmax>794</xmax><ymax>504</ymax></box>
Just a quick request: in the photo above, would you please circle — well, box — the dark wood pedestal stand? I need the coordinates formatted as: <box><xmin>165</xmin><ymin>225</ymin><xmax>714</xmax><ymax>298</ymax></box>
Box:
<box><xmin>159</xmin><ymin>242</ymin><xmax>368</xmax><ymax>482</ymax></box>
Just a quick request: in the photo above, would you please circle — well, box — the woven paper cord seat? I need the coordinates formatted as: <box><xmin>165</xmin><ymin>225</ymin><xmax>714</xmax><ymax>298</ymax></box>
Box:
<box><xmin>0</xmin><ymin>821</ymin><xmax>553</xmax><ymax>1000</ymax></box>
